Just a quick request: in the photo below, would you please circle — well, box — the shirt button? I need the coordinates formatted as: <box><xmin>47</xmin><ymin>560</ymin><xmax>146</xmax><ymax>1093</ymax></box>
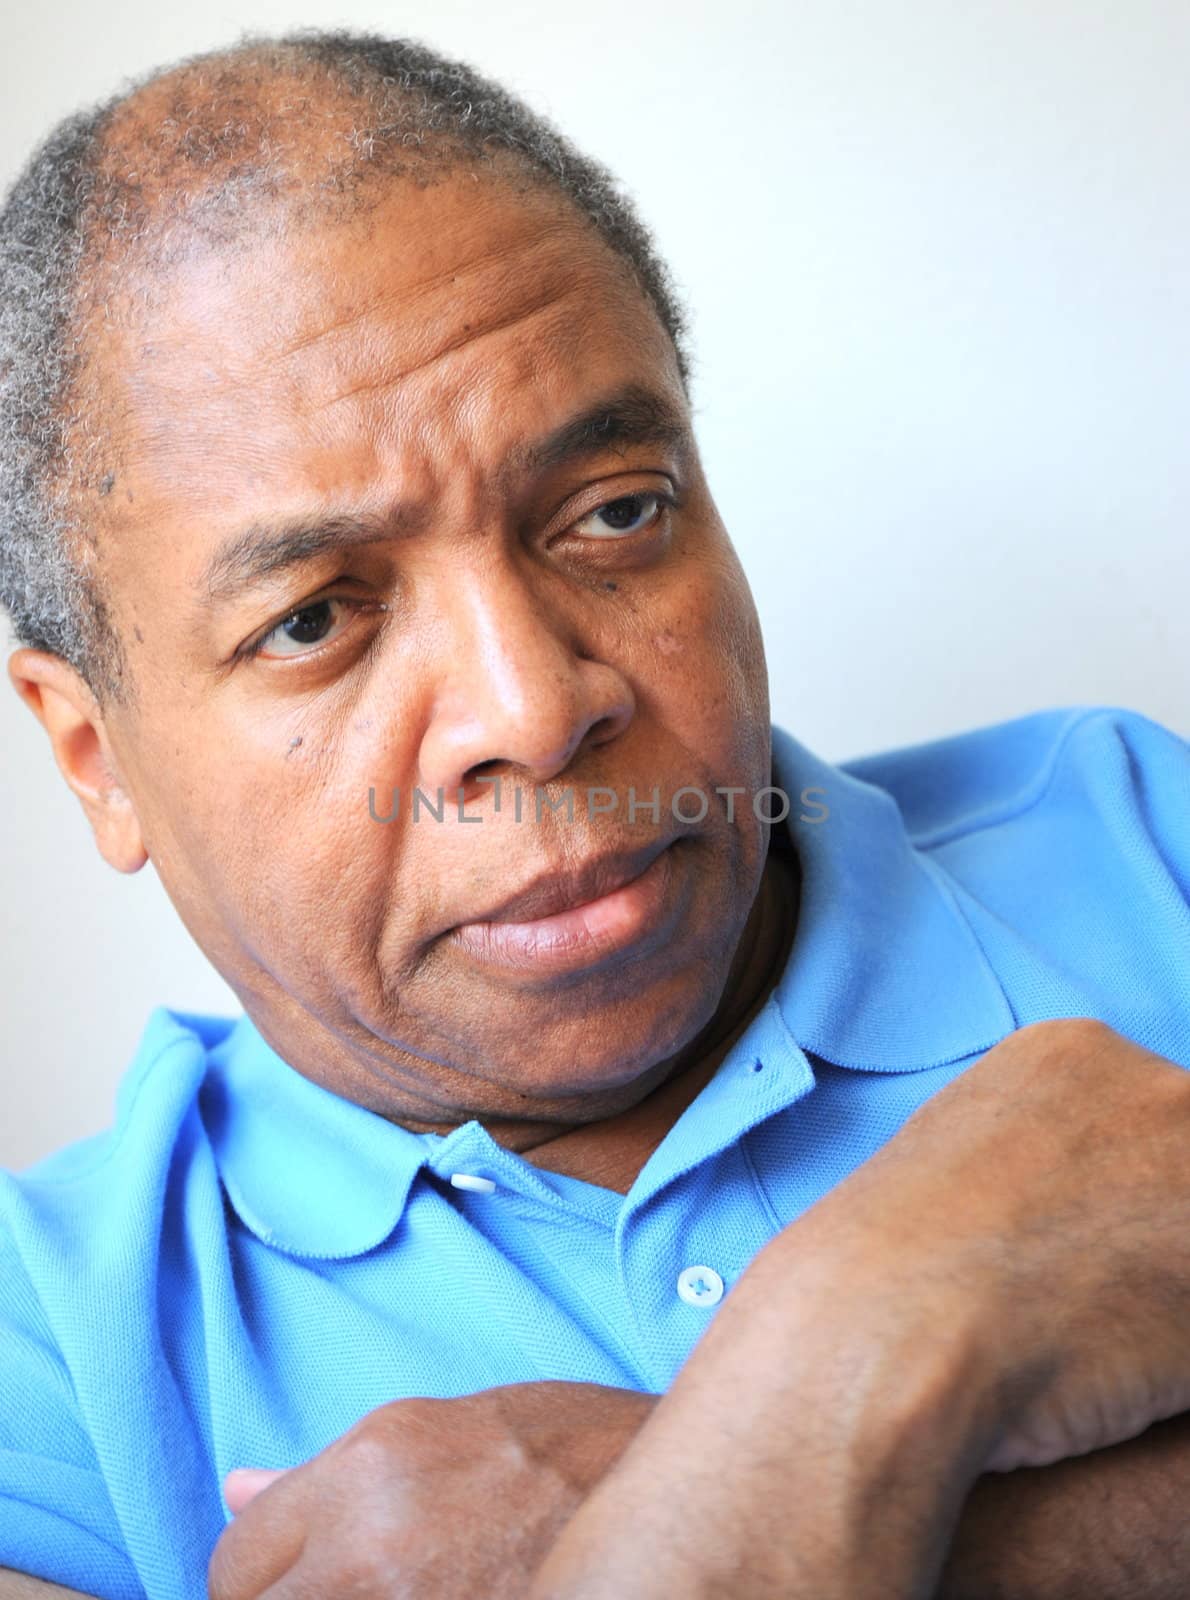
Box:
<box><xmin>449</xmin><ymin>1173</ymin><xmax>497</xmax><ymax>1194</ymax></box>
<box><xmin>676</xmin><ymin>1264</ymin><xmax>725</xmax><ymax>1307</ymax></box>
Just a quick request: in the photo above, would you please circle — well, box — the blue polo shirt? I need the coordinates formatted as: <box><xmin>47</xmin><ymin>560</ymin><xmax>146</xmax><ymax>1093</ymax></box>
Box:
<box><xmin>2</xmin><ymin>703</ymin><xmax>1189</xmax><ymax>1599</ymax></box>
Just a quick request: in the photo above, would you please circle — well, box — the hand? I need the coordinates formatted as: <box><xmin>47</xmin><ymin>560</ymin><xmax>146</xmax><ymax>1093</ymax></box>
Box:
<box><xmin>532</xmin><ymin>1018</ymin><xmax>1190</xmax><ymax>1599</ymax></box>
<box><xmin>207</xmin><ymin>1381</ymin><xmax>653</xmax><ymax>1599</ymax></box>
<box><xmin>810</xmin><ymin>1016</ymin><xmax>1190</xmax><ymax>1471</ymax></box>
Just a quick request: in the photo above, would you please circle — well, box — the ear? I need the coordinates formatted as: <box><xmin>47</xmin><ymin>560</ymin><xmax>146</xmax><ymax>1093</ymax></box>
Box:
<box><xmin>8</xmin><ymin>647</ymin><xmax>148</xmax><ymax>874</ymax></box>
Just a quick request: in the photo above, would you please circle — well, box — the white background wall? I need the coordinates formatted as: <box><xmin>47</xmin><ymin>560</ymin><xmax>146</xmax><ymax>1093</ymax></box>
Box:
<box><xmin>2</xmin><ymin>0</ymin><xmax>1188</xmax><ymax>1167</ymax></box>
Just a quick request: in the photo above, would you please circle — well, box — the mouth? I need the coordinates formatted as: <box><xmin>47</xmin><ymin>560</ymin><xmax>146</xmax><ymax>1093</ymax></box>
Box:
<box><xmin>449</xmin><ymin>838</ymin><xmax>684</xmax><ymax>974</ymax></box>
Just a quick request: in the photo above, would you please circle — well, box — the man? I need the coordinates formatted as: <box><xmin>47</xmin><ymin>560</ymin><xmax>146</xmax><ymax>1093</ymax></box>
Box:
<box><xmin>1</xmin><ymin>27</ymin><xmax>1190</xmax><ymax>1600</ymax></box>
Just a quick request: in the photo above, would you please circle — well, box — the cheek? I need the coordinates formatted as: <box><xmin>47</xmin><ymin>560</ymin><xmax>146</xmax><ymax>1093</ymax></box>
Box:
<box><xmin>641</xmin><ymin>550</ymin><xmax>769</xmax><ymax>756</ymax></box>
<box><xmin>125</xmin><ymin>719</ymin><xmax>398</xmax><ymax>963</ymax></box>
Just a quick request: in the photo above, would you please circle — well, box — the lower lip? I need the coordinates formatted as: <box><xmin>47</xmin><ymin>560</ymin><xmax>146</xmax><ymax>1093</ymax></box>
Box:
<box><xmin>450</xmin><ymin>844</ymin><xmax>680</xmax><ymax>975</ymax></box>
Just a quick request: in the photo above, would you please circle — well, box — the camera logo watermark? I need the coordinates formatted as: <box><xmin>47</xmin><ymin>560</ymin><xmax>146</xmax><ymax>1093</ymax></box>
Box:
<box><xmin>367</xmin><ymin>779</ymin><xmax>830</xmax><ymax>826</ymax></box>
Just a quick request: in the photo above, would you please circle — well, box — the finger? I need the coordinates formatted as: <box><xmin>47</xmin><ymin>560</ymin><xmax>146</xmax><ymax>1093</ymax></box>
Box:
<box><xmin>209</xmin><ymin>1471</ymin><xmax>307</xmax><ymax>1600</ymax></box>
<box><xmin>225</xmin><ymin>1468</ymin><xmax>290</xmax><ymax>1514</ymax></box>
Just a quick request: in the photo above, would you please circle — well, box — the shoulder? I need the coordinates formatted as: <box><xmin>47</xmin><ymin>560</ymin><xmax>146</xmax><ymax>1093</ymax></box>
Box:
<box><xmin>840</xmin><ymin>705</ymin><xmax>1190</xmax><ymax>1054</ymax></box>
<box><xmin>7</xmin><ymin>1006</ymin><xmax>233</xmax><ymax>1177</ymax></box>
<box><xmin>839</xmin><ymin>703</ymin><xmax>1189</xmax><ymax>862</ymax></box>
<box><xmin>0</xmin><ymin>1204</ymin><xmax>134</xmax><ymax>1589</ymax></box>
<box><xmin>0</xmin><ymin>1009</ymin><xmax>237</xmax><ymax>1594</ymax></box>
<box><xmin>1</xmin><ymin>1007</ymin><xmax>237</xmax><ymax>1290</ymax></box>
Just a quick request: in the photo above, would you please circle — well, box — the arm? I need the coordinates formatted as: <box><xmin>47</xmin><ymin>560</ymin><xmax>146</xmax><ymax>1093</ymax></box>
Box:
<box><xmin>532</xmin><ymin>1021</ymin><xmax>1190</xmax><ymax>1598</ymax></box>
<box><xmin>0</xmin><ymin>1573</ymin><xmax>101</xmax><ymax>1599</ymax></box>
<box><xmin>214</xmin><ymin>1021</ymin><xmax>1190</xmax><ymax>1599</ymax></box>
<box><xmin>215</xmin><ymin>1381</ymin><xmax>1190</xmax><ymax>1600</ymax></box>
<box><xmin>940</xmin><ymin>1413</ymin><xmax>1190</xmax><ymax>1600</ymax></box>
<box><xmin>0</xmin><ymin>1230</ymin><xmax>142</xmax><ymax>1600</ymax></box>
<box><xmin>529</xmin><ymin>1209</ymin><xmax>996</xmax><ymax>1599</ymax></box>
<box><xmin>530</xmin><ymin>1319</ymin><xmax>1190</xmax><ymax>1600</ymax></box>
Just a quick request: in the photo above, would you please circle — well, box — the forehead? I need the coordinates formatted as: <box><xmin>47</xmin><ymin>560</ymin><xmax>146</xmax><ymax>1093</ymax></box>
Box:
<box><xmin>89</xmin><ymin>174</ymin><xmax>682</xmax><ymax>540</ymax></box>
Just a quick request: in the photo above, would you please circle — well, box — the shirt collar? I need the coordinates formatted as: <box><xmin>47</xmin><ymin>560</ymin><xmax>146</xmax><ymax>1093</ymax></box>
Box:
<box><xmin>769</xmin><ymin>723</ymin><xmax>1014</xmax><ymax>1070</ymax></box>
<box><xmin>202</xmin><ymin>721</ymin><xmax>1014</xmax><ymax>1257</ymax></box>
<box><xmin>200</xmin><ymin>1020</ymin><xmax>431</xmax><ymax>1260</ymax></box>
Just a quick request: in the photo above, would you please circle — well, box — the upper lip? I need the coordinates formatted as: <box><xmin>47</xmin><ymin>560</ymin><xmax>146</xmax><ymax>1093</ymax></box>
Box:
<box><xmin>460</xmin><ymin>839</ymin><xmax>673</xmax><ymax>926</ymax></box>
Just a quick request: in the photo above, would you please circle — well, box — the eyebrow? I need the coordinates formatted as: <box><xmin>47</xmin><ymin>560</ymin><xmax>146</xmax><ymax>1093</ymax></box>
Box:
<box><xmin>200</xmin><ymin>381</ymin><xmax>694</xmax><ymax>603</ymax></box>
<box><xmin>497</xmin><ymin>381</ymin><xmax>693</xmax><ymax>487</ymax></box>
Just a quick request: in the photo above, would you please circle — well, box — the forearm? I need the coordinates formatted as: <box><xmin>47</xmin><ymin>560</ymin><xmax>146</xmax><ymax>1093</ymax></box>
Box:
<box><xmin>533</xmin><ymin>1011</ymin><xmax>1190</xmax><ymax>1598</ymax></box>
<box><xmin>940</xmin><ymin>1412</ymin><xmax>1190</xmax><ymax>1600</ymax></box>
<box><xmin>0</xmin><ymin>1573</ymin><xmax>99</xmax><ymax>1599</ymax></box>
<box><xmin>531</xmin><ymin>1230</ymin><xmax>996</xmax><ymax>1599</ymax></box>
<box><xmin>524</xmin><ymin>1382</ymin><xmax>1190</xmax><ymax>1600</ymax></box>
<box><xmin>531</xmin><ymin>1392</ymin><xmax>1190</xmax><ymax>1600</ymax></box>
<box><xmin>531</xmin><ymin>1211</ymin><xmax>1190</xmax><ymax>1599</ymax></box>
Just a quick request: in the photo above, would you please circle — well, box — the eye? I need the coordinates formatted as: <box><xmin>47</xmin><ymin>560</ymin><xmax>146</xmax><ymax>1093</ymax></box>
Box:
<box><xmin>253</xmin><ymin>597</ymin><xmax>360</xmax><ymax>659</ymax></box>
<box><xmin>572</xmin><ymin>491</ymin><xmax>669</xmax><ymax>540</ymax></box>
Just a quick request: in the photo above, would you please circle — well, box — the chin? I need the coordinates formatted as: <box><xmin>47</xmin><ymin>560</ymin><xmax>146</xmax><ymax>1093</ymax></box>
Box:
<box><xmin>481</xmin><ymin>971</ymin><xmax>729</xmax><ymax>1105</ymax></box>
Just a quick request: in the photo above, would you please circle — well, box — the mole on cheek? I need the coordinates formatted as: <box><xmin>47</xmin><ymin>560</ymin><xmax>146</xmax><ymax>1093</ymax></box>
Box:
<box><xmin>655</xmin><ymin>631</ymin><xmax>681</xmax><ymax>655</ymax></box>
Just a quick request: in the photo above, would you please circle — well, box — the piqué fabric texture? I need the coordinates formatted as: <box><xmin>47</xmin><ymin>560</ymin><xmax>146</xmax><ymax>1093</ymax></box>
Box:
<box><xmin>1</xmin><ymin>704</ymin><xmax>1188</xmax><ymax>1598</ymax></box>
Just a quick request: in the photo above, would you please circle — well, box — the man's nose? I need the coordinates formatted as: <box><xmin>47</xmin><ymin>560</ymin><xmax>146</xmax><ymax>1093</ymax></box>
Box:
<box><xmin>416</xmin><ymin>567</ymin><xmax>635</xmax><ymax>795</ymax></box>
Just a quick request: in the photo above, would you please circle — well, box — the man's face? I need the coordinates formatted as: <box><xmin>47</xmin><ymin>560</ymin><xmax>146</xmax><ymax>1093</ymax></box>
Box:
<box><xmin>89</xmin><ymin>172</ymin><xmax>772</xmax><ymax>1125</ymax></box>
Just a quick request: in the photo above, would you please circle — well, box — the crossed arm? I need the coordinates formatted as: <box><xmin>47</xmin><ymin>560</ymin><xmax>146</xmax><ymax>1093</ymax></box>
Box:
<box><xmin>529</xmin><ymin>1020</ymin><xmax>1190</xmax><ymax>1598</ymax></box>
<box><xmin>10</xmin><ymin>1020</ymin><xmax>1190</xmax><ymax>1599</ymax></box>
<box><xmin>5</xmin><ymin>1415</ymin><xmax>1190</xmax><ymax>1600</ymax></box>
<box><xmin>5</xmin><ymin>1418</ymin><xmax>1190</xmax><ymax>1600</ymax></box>
<box><xmin>0</xmin><ymin>1576</ymin><xmax>95</xmax><ymax>1598</ymax></box>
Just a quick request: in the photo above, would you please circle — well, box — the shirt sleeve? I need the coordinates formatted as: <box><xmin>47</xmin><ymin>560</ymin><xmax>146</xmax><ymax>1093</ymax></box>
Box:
<box><xmin>0</xmin><ymin>1228</ymin><xmax>145</xmax><ymax>1599</ymax></box>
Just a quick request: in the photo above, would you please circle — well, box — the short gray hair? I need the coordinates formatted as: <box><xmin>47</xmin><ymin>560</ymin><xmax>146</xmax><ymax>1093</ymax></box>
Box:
<box><xmin>0</xmin><ymin>30</ymin><xmax>693</xmax><ymax>700</ymax></box>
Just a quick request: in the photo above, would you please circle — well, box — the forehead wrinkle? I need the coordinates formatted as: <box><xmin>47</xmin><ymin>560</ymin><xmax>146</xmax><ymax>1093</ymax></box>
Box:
<box><xmin>271</xmin><ymin>209</ymin><xmax>582</xmax><ymax>365</ymax></box>
<box><xmin>87</xmin><ymin>195</ymin><xmax>657</xmax><ymax>478</ymax></box>
<box><xmin>311</xmin><ymin>285</ymin><xmax>578</xmax><ymax>416</ymax></box>
<box><xmin>195</xmin><ymin>380</ymin><xmax>691</xmax><ymax>604</ymax></box>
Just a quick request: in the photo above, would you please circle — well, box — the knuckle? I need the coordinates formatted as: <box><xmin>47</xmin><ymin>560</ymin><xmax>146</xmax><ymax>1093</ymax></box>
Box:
<box><xmin>345</xmin><ymin>1402</ymin><xmax>407</xmax><ymax>1453</ymax></box>
<box><xmin>1019</xmin><ymin>1015</ymin><xmax>1114</xmax><ymax>1048</ymax></box>
<box><xmin>1008</xmin><ymin>1017</ymin><xmax>1190</xmax><ymax>1108</ymax></box>
<box><xmin>1008</xmin><ymin>1016</ymin><xmax>1119</xmax><ymax>1076</ymax></box>
<box><xmin>340</xmin><ymin>1397</ymin><xmax>443</xmax><ymax>1466</ymax></box>
<box><xmin>332</xmin><ymin>1405</ymin><xmax>389</xmax><ymax>1460</ymax></box>
<box><xmin>334</xmin><ymin>1425</ymin><xmax>393</xmax><ymax>1482</ymax></box>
